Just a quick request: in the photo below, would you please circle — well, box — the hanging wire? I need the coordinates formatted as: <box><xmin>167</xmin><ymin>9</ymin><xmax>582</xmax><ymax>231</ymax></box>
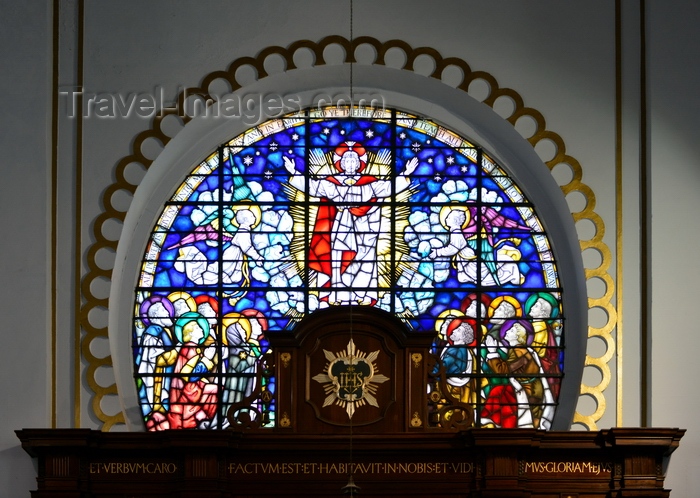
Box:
<box><xmin>342</xmin><ymin>4</ymin><xmax>359</xmax><ymax>494</ymax></box>
<box><xmin>349</xmin><ymin>0</ymin><xmax>354</xmax><ymax>103</ymax></box>
<box><xmin>341</xmin><ymin>304</ymin><xmax>359</xmax><ymax>495</ymax></box>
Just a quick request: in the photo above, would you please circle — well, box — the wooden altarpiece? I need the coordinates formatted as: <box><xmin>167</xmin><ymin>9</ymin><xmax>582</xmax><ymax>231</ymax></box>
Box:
<box><xmin>18</xmin><ymin>307</ymin><xmax>684</xmax><ymax>497</ymax></box>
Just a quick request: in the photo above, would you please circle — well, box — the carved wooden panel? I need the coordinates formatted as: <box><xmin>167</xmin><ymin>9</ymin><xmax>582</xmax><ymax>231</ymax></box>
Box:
<box><xmin>17</xmin><ymin>428</ymin><xmax>684</xmax><ymax>497</ymax></box>
<box><xmin>17</xmin><ymin>308</ymin><xmax>685</xmax><ymax>496</ymax></box>
<box><xmin>267</xmin><ymin>306</ymin><xmax>434</xmax><ymax>435</ymax></box>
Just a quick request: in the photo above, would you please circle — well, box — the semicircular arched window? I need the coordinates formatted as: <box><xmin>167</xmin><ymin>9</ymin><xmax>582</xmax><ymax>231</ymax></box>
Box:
<box><xmin>133</xmin><ymin>107</ymin><xmax>564</xmax><ymax>431</ymax></box>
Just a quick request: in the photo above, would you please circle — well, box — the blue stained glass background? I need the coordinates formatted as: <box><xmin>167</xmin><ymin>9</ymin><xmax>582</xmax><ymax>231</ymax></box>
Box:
<box><xmin>133</xmin><ymin>108</ymin><xmax>563</xmax><ymax>430</ymax></box>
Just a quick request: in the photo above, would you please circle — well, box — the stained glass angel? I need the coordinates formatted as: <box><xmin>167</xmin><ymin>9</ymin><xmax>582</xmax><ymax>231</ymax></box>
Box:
<box><xmin>429</xmin><ymin>204</ymin><xmax>528</xmax><ymax>286</ymax></box>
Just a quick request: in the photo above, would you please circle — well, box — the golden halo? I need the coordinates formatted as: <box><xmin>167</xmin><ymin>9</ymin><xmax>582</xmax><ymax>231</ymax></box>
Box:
<box><xmin>229</xmin><ymin>202</ymin><xmax>262</xmax><ymax>229</ymax></box>
<box><xmin>488</xmin><ymin>295</ymin><xmax>523</xmax><ymax>318</ymax></box>
<box><xmin>166</xmin><ymin>291</ymin><xmax>196</xmax><ymax>313</ymax></box>
<box><xmin>438</xmin><ymin>204</ymin><xmax>470</xmax><ymax>230</ymax></box>
<box><xmin>221</xmin><ymin>312</ymin><xmax>250</xmax><ymax>345</ymax></box>
<box><xmin>435</xmin><ymin>308</ymin><xmax>465</xmax><ymax>339</ymax></box>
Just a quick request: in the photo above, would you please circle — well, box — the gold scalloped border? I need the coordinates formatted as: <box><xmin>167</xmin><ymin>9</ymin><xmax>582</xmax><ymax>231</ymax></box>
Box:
<box><xmin>81</xmin><ymin>35</ymin><xmax>614</xmax><ymax>431</ymax></box>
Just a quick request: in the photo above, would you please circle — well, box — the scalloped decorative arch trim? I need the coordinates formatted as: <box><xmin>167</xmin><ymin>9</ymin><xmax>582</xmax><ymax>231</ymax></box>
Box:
<box><xmin>81</xmin><ymin>36</ymin><xmax>615</xmax><ymax>431</ymax></box>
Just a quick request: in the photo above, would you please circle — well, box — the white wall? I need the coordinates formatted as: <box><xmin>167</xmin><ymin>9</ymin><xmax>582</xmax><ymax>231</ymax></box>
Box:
<box><xmin>648</xmin><ymin>0</ymin><xmax>700</xmax><ymax>493</ymax></box>
<box><xmin>0</xmin><ymin>0</ymin><xmax>696</xmax><ymax>495</ymax></box>
<box><xmin>0</xmin><ymin>2</ymin><xmax>52</xmax><ymax>494</ymax></box>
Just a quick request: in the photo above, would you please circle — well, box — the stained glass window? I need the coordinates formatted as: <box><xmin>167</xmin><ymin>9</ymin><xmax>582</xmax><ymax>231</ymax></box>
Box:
<box><xmin>133</xmin><ymin>107</ymin><xmax>564</xmax><ymax>431</ymax></box>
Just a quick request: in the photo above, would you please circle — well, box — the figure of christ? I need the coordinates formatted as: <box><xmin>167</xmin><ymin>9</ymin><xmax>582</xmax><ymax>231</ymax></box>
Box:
<box><xmin>284</xmin><ymin>142</ymin><xmax>418</xmax><ymax>305</ymax></box>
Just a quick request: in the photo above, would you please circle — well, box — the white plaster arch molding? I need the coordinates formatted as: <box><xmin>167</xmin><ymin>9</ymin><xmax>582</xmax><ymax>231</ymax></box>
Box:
<box><xmin>92</xmin><ymin>37</ymin><xmax>610</xmax><ymax>431</ymax></box>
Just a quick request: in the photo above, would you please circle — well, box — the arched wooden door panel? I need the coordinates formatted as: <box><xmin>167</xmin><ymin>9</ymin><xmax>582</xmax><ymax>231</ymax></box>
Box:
<box><xmin>260</xmin><ymin>306</ymin><xmax>435</xmax><ymax>435</ymax></box>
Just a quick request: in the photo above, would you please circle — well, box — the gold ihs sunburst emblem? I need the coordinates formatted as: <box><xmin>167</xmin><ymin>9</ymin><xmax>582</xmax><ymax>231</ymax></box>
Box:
<box><xmin>312</xmin><ymin>339</ymin><xmax>389</xmax><ymax>420</ymax></box>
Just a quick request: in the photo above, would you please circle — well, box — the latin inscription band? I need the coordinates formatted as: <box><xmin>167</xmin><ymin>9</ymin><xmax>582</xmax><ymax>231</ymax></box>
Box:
<box><xmin>229</xmin><ymin>462</ymin><xmax>474</xmax><ymax>475</ymax></box>
<box><xmin>89</xmin><ymin>462</ymin><xmax>178</xmax><ymax>474</ymax></box>
<box><xmin>524</xmin><ymin>461</ymin><xmax>612</xmax><ymax>475</ymax></box>
<box><xmin>85</xmin><ymin>460</ymin><xmax>610</xmax><ymax>476</ymax></box>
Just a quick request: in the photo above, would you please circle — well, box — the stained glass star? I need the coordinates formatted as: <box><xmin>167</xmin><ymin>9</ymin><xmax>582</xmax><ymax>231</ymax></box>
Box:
<box><xmin>243</xmin><ymin>156</ymin><xmax>253</xmax><ymax>166</ymax></box>
<box><xmin>292</xmin><ymin>133</ymin><xmax>299</xmax><ymax>141</ymax></box>
<box><xmin>399</xmin><ymin>132</ymin><xmax>406</xmax><ymax>140</ymax></box>
<box><xmin>365</xmin><ymin>129</ymin><xmax>374</xmax><ymax>138</ymax></box>
<box><xmin>323</xmin><ymin>127</ymin><xmax>330</xmax><ymax>134</ymax></box>
<box><xmin>411</xmin><ymin>142</ymin><xmax>421</xmax><ymax>152</ymax></box>
<box><xmin>446</xmin><ymin>156</ymin><xmax>455</xmax><ymax>165</ymax></box>
<box><xmin>269</xmin><ymin>141</ymin><xmax>279</xmax><ymax>151</ymax></box>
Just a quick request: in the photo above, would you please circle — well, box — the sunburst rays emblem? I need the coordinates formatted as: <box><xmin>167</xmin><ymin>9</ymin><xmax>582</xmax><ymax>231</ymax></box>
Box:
<box><xmin>312</xmin><ymin>339</ymin><xmax>389</xmax><ymax>420</ymax></box>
